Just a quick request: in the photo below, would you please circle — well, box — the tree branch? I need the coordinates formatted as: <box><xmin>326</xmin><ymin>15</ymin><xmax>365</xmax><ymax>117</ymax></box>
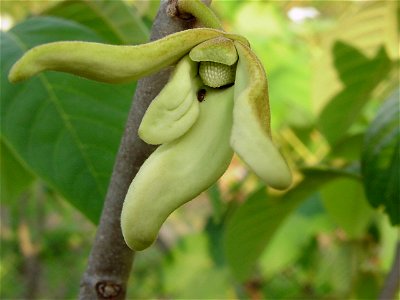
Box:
<box><xmin>78</xmin><ymin>0</ymin><xmax>211</xmax><ymax>298</ymax></box>
<box><xmin>379</xmin><ymin>240</ymin><xmax>400</xmax><ymax>300</ymax></box>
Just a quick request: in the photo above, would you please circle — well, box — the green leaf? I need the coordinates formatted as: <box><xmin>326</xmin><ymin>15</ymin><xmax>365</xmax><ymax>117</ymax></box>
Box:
<box><xmin>207</xmin><ymin>183</ymin><xmax>225</xmax><ymax>224</ymax></box>
<box><xmin>43</xmin><ymin>0</ymin><xmax>149</xmax><ymax>45</ymax></box>
<box><xmin>314</xmin><ymin>242</ymin><xmax>357</xmax><ymax>295</ymax></box>
<box><xmin>361</xmin><ymin>89</ymin><xmax>400</xmax><ymax>225</ymax></box>
<box><xmin>318</xmin><ymin>43</ymin><xmax>392</xmax><ymax>145</ymax></box>
<box><xmin>162</xmin><ymin>233</ymin><xmax>235</xmax><ymax>298</ymax></box>
<box><xmin>0</xmin><ymin>139</ymin><xmax>34</xmax><ymax>204</ymax></box>
<box><xmin>353</xmin><ymin>272</ymin><xmax>380</xmax><ymax>300</ymax></box>
<box><xmin>223</xmin><ymin>167</ymin><xmax>357</xmax><ymax>281</ymax></box>
<box><xmin>378</xmin><ymin>212</ymin><xmax>399</xmax><ymax>270</ymax></box>
<box><xmin>321</xmin><ymin>178</ymin><xmax>374</xmax><ymax>238</ymax></box>
<box><xmin>312</xmin><ymin>1</ymin><xmax>398</xmax><ymax>112</ymax></box>
<box><xmin>328</xmin><ymin>133</ymin><xmax>364</xmax><ymax>161</ymax></box>
<box><xmin>259</xmin><ymin>195</ymin><xmax>332</xmax><ymax>278</ymax></box>
<box><xmin>1</xmin><ymin>17</ymin><xmax>135</xmax><ymax>223</ymax></box>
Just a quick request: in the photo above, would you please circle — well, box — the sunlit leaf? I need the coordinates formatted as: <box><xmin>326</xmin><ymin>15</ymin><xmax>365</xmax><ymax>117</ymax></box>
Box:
<box><xmin>361</xmin><ymin>89</ymin><xmax>400</xmax><ymax>225</ymax></box>
<box><xmin>1</xmin><ymin>17</ymin><xmax>135</xmax><ymax>223</ymax></box>
<box><xmin>312</xmin><ymin>1</ymin><xmax>398</xmax><ymax>112</ymax></box>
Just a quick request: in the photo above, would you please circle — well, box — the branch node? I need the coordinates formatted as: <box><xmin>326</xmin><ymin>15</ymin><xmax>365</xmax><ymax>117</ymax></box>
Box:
<box><xmin>95</xmin><ymin>281</ymin><xmax>122</xmax><ymax>299</ymax></box>
<box><xmin>167</xmin><ymin>0</ymin><xmax>195</xmax><ymax>21</ymax></box>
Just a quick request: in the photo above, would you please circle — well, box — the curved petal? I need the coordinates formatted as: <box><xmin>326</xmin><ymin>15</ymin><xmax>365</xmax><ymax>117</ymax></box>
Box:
<box><xmin>8</xmin><ymin>28</ymin><xmax>226</xmax><ymax>84</ymax></box>
<box><xmin>231</xmin><ymin>41</ymin><xmax>292</xmax><ymax>190</ymax></box>
<box><xmin>138</xmin><ymin>55</ymin><xmax>202</xmax><ymax>145</ymax></box>
<box><xmin>121</xmin><ymin>87</ymin><xmax>234</xmax><ymax>251</ymax></box>
<box><xmin>190</xmin><ymin>37</ymin><xmax>238</xmax><ymax>65</ymax></box>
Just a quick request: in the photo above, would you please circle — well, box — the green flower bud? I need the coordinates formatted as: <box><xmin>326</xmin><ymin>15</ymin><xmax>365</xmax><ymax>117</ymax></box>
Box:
<box><xmin>199</xmin><ymin>61</ymin><xmax>236</xmax><ymax>88</ymax></box>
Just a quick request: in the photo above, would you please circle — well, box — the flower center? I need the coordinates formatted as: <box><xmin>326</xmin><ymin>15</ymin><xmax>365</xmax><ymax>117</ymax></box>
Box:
<box><xmin>199</xmin><ymin>61</ymin><xmax>236</xmax><ymax>88</ymax></box>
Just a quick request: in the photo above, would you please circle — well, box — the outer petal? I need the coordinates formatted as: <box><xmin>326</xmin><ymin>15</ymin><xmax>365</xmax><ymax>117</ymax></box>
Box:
<box><xmin>121</xmin><ymin>87</ymin><xmax>234</xmax><ymax>251</ymax></box>
<box><xmin>8</xmin><ymin>28</ymin><xmax>226</xmax><ymax>83</ymax></box>
<box><xmin>138</xmin><ymin>55</ymin><xmax>201</xmax><ymax>145</ymax></box>
<box><xmin>231</xmin><ymin>41</ymin><xmax>292</xmax><ymax>190</ymax></box>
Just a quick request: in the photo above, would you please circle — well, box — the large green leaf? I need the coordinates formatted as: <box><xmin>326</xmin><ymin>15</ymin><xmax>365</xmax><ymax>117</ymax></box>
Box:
<box><xmin>207</xmin><ymin>183</ymin><xmax>225</xmax><ymax>224</ymax></box>
<box><xmin>259</xmin><ymin>195</ymin><xmax>332</xmax><ymax>278</ymax></box>
<box><xmin>328</xmin><ymin>133</ymin><xmax>364</xmax><ymax>161</ymax></box>
<box><xmin>0</xmin><ymin>139</ymin><xmax>34</xmax><ymax>204</ymax></box>
<box><xmin>1</xmin><ymin>17</ymin><xmax>135</xmax><ymax>223</ymax></box>
<box><xmin>43</xmin><ymin>0</ymin><xmax>149</xmax><ymax>45</ymax></box>
<box><xmin>361</xmin><ymin>89</ymin><xmax>400</xmax><ymax>225</ymax></box>
<box><xmin>162</xmin><ymin>233</ymin><xmax>235</xmax><ymax>298</ymax></box>
<box><xmin>318</xmin><ymin>43</ymin><xmax>392</xmax><ymax>145</ymax></box>
<box><xmin>321</xmin><ymin>178</ymin><xmax>374</xmax><ymax>238</ymax></box>
<box><xmin>223</xmin><ymin>167</ymin><xmax>358</xmax><ymax>281</ymax></box>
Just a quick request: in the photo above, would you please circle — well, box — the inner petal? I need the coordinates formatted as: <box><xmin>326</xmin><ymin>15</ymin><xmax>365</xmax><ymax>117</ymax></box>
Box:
<box><xmin>189</xmin><ymin>36</ymin><xmax>238</xmax><ymax>66</ymax></box>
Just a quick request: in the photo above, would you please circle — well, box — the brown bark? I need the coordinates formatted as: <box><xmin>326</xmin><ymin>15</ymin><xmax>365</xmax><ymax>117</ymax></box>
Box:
<box><xmin>78</xmin><ymin>0</ymin><xmax>211</xmax><ymax>298</ymax></box>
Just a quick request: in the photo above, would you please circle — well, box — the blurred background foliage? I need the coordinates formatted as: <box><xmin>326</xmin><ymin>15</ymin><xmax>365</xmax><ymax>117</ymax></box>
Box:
<box><xmin>0</xmin><ymin>0</ymin><xmax>399</xmax><ymax>299</ymax></box>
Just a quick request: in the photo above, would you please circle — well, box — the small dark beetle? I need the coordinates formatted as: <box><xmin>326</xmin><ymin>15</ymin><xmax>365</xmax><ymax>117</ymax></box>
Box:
<box><xmin>197</xmin><ymin>89</ymin><xmax>206</xmax><ymax>102</ymax></box>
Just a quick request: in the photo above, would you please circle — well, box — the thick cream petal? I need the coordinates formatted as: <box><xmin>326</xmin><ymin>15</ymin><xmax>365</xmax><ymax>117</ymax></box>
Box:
<box><xmin>231</xmin><ymin>41</ymin><xmax>292</xmax><ymax>190</ymax></box>
<box><xmin>8</xmin><ymin>28</ymin><xmax>226</xmax><ymax>84</ymax></box>
<box><xmin>138</xmin><ymin>56</ymin><xmax>202</xmax><ymax>145</ymax></box>
<box><xmin>121</xmin><ymin>87</ymin><xmax>234</xmax><ymax>251</ymax></box>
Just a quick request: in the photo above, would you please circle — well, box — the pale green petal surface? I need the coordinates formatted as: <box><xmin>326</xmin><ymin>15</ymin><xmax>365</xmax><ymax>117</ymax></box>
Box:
<box><xmin>190</xmin><ymin>36</ymin><xmax>238</xmax><ymax>66</ymax></box>
<box><xmin>139</xmin><ymin>55</ymin><xmax>202</xmax><ymax>145</ymax></box>
<box><xmin>8</xmin><ymin>28</ymin><xmax>227</xmax><ymax>83</ymax></box>
<box><xmin>231</xmin><ymin>41</ymin><xmax>292</xmax><ymax>190</ymax></box>
<box><xmin>121</xmin><ymin>87</ymin><xmax>234</xmax><ymax>251</ymax></box>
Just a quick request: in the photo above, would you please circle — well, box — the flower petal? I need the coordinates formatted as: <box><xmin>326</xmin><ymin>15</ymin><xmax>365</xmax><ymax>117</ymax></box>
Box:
<box><xmin>8</xmin><ymin>28</ymin><xmax>226</xmax><ymax>84</ymax></box>
<box><xmin>231</xmin><ymin>41</ymin><xmax>292</xmax><ymax>190</ymax></box>
<box><xmin>121</xmin><ymin>87</ymin><xmax>234</xmax><ymax>251</ymax></box>
<box><xmin>138</xmin><ymin>55</ymin><xmax>202</xmax><ymax>145</ymax></box>
<box><xmin>190</xmin><ymin>36</ymin><xmax>238</xmax><ymax>65</ymax></box>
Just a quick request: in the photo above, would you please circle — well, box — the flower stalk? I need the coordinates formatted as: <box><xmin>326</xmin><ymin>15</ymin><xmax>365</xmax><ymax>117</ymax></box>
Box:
<box><xmin>177</xmin><ymin>0</ymin><xmax>223</xmax><ymax>30</ymax></box>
